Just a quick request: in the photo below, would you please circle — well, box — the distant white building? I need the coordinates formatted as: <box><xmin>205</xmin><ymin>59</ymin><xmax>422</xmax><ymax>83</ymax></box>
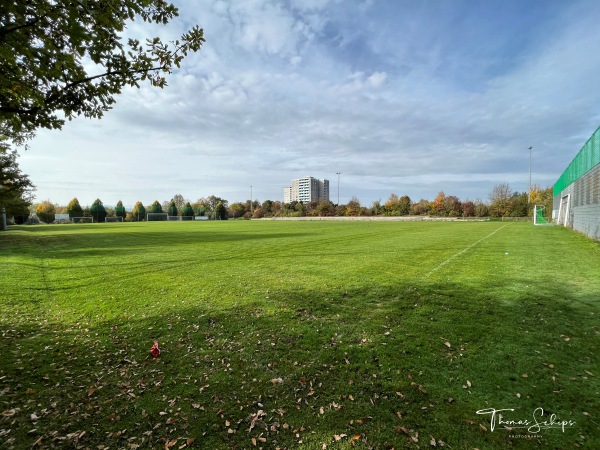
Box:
<box><xmin>284</xmin><ymin>176</ymin><xmax>329</xmax><ymax>203</ymax></box>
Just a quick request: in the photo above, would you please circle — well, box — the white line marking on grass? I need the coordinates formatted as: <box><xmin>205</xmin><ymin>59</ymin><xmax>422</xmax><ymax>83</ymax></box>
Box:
<box><xmin>423</xmin><ymin>224</ymin><xmax>509</xmax><ymax>279</ymax></box>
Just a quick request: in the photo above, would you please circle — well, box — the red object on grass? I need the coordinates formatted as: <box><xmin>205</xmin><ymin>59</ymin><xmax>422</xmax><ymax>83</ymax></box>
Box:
<box><xmin>150</xmin><ymin>341</ymin><xmax>160</xmax><ymax>358</ymax></box>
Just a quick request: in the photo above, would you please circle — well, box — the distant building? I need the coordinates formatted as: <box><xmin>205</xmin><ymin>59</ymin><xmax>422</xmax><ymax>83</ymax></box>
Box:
<box><xmin>284</xmin><ymin>176</ymin><xmax>329</xmax><ymax>203</ymax></box>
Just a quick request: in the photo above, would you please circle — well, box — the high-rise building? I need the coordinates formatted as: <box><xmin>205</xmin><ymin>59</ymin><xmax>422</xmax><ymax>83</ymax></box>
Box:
<box><xmin>284</xmin><ymin>177</ymin><xmax>329</xmax><ymax>203</ymax></box>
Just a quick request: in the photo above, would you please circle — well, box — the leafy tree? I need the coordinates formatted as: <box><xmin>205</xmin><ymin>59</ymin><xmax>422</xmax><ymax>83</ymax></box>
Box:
<box><xmin>0</xmin><ymin>1</ymin><xmax>205</xmax><ymax>145</ymax></box>
<box><xmin>170</xmin><ymin>194</ymin><xmax>186</xmax><ymax>213</ymax></box>
<box><xmin>371</xmin><ymin>200</ymin><xmax>382</xmax><ymax>216</ymax></box>
<box><xmin>193</xmin><ymin>197</ymin><xmax>212</xmax><ymax>215</ymax></box>
<box><xmin>0</xmin><ymin>145</ymin><xmax>34</xmax><ymax>223</ymax></box>
<box><xmin>384</xmin><ymin>194</ymin><xmax>411</xmax><ymax>215</ymax></box>
<box><xmin>229</xmin><ymin>202</ymin><xmax>247</xmax><ymax>219</ymax></box>
<box><xmin>35</xmin><ymin>200</ymin><xmax>55</xmax><ymax>223</ymax></box>
<box><xmin>132</xmin><ymin>201</ymin><xmax>146</xmax><ymax>221</ymax></box>
<box><xmin>489</xmin><ymin>183</ymin><xmax>513</xmax><ymax>217</ymax></box>
<box><xmin>167</xmin><ymin>200</ymin><xmax>178</xmax><ymax>216</ymax></box>
<box><xmin>295</xmin><ymin>202</ymin><xmax>307</xmax><ymax>217</ymax></box>
<box><xmin>90</xmin><ymin>198</ymin><xmax>107</xmax><ymax>222</ymax></box>
<box><xmin>474</xmin><ymin>199</ymin><xmax>489</xmax><ymax>217</ymax></box>
<box><xmin>444</xmin><ymin>195</ymin><xmax>462</xmax><ymax>217</ymax></box>
<box><xmin>509</xmin><ymin>192</ymin><xmax>528</xmax><ymax>217</ymax></box>
<box><xmin>411</xmin><ymin>199</ymin><xmax>431</xmax><ymax>215</ymax></box>
<box><xmin>150</xmin><ymin>200</ymin><xmax>163</xmax><ymax>213</ymax></box>
<box><xmin>214</xmin><ymin>202</ymin><xmax>227</xmax><ymax>220</ymax></box>
<box><xmin>384</xmin><ymin>193</ymin><xmax>400</xmax><ymax>215</ymax></box>
<box><xmin>345</xmin><ymin>197</ymin><xmax>361</xmax><ymax>216</ymax></box>
<box><xmin>261</xmin><ymin>200</ymin><xmax>273</xmax><ymax>214</ymax></box>
<box><xmin>431</xmin><ymin>192</ymin><xmax>447</xmax><ymax>216</ymax></box>
<box><xmin>317</xmin><ymin>200</ymin><xmax>335</xmax><ymax>217</ymax></box>
<box><xmin>66</xmin><ymin>197</ymin><xmax>83</xmax><ymax>218</ymax></box>
<box><xmin>183</xmin><ymin>202</ymin><xmax>194</xmax><ymax>218</ymax></box>
<box><xmin>462</xmin><ymin>201</ymin><xmax>475</xmax><ymax>217</ymax></box>
<box><xmin>115</xmin><ymin>200</ymin><xmax>126</xmax><ymax>220</ymax></box>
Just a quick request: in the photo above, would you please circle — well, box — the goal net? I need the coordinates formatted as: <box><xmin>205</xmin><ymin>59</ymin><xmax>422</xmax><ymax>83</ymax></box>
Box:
<box><xmin>146</xmin><ymin>213</ymin><xmax>168</xmax><ymax>221</ymax></box>
<box><xmin>72</xmin><ymin>217</ymin><xmax>93</xmax><ymax>224</ymax></box>
<box><xmin>105</xmin><ymin>216</ymin><xmax>124</xmax><ymax>223</ymax></box>
<box><xmin>533</xmin><ymin>205</ymin><xmax>552</xmax><ymax>226</ymax></box>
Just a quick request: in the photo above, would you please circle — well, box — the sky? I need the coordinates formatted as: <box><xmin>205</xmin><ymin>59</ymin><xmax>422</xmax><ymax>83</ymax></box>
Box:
<box><xmin>19</xmin><ymin>0</ymin><xmax>600</xmax><ymax>208</ymax></box>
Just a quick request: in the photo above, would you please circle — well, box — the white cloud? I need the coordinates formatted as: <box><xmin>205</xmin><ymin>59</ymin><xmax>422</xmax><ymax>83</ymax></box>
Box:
<box><xmin>20</xmin><ymin>0</ymin><xmax>600</xmax><ymax>206</ymax></box>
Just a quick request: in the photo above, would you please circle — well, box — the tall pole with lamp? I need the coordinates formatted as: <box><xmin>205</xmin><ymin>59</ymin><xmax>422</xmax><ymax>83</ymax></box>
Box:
<box><xmin>528</xmin><ymin>146</ymin><xmax>532</xmax><ymax>204</ymax></box>
<box><xmin>336</xmin><ymin>172</ymin><xmax>341</xmax><ymax>205</ymax></box>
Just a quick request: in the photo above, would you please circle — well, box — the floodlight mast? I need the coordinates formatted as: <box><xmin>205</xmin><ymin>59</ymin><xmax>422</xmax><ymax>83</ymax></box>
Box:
<box><xmin>336</xmin><ymin>172</ymin><xmax>341</xmax><ymax>205</ymax></box>
<box><xmin>528</xmin><ymin>146</ymin><xmax>532</xmax><ymax>204</ymax></box>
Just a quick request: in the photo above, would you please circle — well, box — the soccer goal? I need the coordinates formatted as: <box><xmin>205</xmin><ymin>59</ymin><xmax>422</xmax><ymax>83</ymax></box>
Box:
<box><xmin>146</xmin><ymin>213</ymin><xmax>168</xmax><ymax>221</ymax></box>
<box><xmin>557</xmin><ymin>194</ymin><xmax>571</xmax><ymax>227</ymax></box>
<box><xmin>72</xmin><ymin>217</ymin><xmax>93</xmax><ymax>224</ymax></box>
<box><xmin>105</xmin><ymin>216</ymin><xmax>124</xmax><ymax>223</ymax></box>
<box><xmin>533</xmin><ymin>205</ymin><xmax>552</xmax><ymax>226</ymax></box>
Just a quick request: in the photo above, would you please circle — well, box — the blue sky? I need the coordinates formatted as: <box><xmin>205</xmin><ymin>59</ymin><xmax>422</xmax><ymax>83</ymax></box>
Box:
<box><xmin>20</xmin><ymin>0</ymin><xmax>600</xmax><ymax>208</ymax></box>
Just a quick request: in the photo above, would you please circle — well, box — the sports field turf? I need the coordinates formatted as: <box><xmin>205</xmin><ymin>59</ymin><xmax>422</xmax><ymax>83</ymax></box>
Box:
<box><xmin>1</xmin><ymin>220</ymin><xmax>598</xmax><ymax>449</ymax></box>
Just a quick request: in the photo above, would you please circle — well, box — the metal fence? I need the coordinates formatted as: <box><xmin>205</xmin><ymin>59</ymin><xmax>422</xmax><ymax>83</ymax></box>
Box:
<box><xmin>554</xmin><ymin>125</ymin><xmax>600</xmax><ymax>196</ymax></box>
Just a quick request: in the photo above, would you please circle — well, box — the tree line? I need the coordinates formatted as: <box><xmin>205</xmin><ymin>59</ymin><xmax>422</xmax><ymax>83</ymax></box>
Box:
<box><xmin>31</xmin><ymin>184</ymin><xmax>554</xmax><ymax>224</ymax></box>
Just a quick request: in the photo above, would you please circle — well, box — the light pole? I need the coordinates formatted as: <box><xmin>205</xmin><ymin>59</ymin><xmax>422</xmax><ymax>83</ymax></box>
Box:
<box><xmin>250</xmin><ymin>185</ymin><xmax>253</xmax><ymax>214</ymax></box>
<box><xmin>336</xmin><ymin>172</ymin><xmax>341</xmax><ymax>205</ymax></box>
<box><xmin>528</xmin><ymin>146</ymin><xmax>532</xmax><ymax>204</ymax></box>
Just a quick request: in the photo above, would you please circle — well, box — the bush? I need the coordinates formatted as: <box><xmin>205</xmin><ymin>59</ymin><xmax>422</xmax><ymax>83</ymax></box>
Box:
<box><xmin>183</xmin><ymin>202</ymin><xmax>194</xmax><ymax>217</ymax></box>
<box><xmin>132</xmin><ymin>201</ymin><xmax>146</xmax><ymax>221</ymax></box>
<box><xmin>66</xmin><ymin>197</ymin><xmax>83</xmax><ymax>218</ymax></box>
<box><xmin>167</xmin><ymin>201</ymin><xmax>178</xmax><ymax>216</ymax></box>
<box><xmin>36</xmin><ymin>201</ymin><xmax>56</xmax><ymax>223</ymax></box>
<box><xmin>115</xmin><ymin>200</ymin><xmax>126</xmax><ymax>219</ymax></box>
<box><xmin>151</xmin><ymin>200</ymin><xmax>163</xmax><ymax>213</ymax></box>
<box><xmin>90</xmin><ymin>199</ymin><xmax>107</xmax><ymax>222</ymax></box>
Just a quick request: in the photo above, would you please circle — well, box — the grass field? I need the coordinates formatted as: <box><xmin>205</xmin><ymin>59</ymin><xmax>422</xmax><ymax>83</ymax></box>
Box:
<box><xmin>1</xmin><ymin>220</ymin><xmax>599</xmax><ymax>449</ymax></box>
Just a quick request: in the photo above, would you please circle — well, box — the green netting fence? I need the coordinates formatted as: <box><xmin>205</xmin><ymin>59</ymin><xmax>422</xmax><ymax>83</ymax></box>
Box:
<box><xmin>554</xmin><ymin>125</ymin><xmax>600</xmax><ymax>196</ymax></box>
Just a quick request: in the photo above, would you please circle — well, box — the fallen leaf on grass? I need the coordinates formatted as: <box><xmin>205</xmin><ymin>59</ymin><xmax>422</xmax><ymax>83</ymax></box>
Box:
<box><xmin>444</xmin><ymin>341</ymin><xmax>452</xmax><ymax>348</ymax></box>
<box><xmin>411</xmin><ymin>382</ymin><xmax>427</xmax><ymax>394</ymax></box>
<box><xmin>397</xmin><ymin>426</ymin><xmax>411</xmax><ymax>435</ymax></box>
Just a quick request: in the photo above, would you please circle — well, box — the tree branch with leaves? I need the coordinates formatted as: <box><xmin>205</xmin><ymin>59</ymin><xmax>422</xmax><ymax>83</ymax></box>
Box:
<box><xmin>0</xmin><ymin>0</ymin><xmax>205</xmax><ymax>143</ymax></box>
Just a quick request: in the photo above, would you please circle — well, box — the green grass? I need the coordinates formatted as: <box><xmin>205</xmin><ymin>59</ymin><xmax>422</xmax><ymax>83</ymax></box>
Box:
<box><xmin>0</xmin><ymin>221</ymin><xmax>598</xmax><ymax>449</ymax></box>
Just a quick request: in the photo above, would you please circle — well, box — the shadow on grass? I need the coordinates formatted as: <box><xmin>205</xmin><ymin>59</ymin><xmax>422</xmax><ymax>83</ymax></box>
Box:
<box><xmin>1</xmin><ymin>276</ymin><xmax>597</xmax><ymax>449</ymax></box>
